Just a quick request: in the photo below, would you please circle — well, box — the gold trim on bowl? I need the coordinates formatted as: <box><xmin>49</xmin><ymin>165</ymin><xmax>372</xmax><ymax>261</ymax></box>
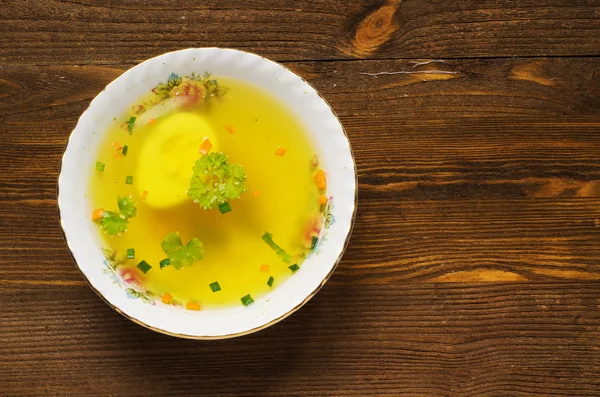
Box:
<box><xmin>57</xmin><ymin>48</ymin><xmax>357</xmax><ymax>339</ymax></box>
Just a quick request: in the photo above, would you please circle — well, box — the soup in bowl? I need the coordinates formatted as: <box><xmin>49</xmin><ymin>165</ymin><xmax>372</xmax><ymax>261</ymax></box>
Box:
<box><xmin>58</xmin><ymin>48</ymin><xmax>356</xmax><ymax>339</ymax></box>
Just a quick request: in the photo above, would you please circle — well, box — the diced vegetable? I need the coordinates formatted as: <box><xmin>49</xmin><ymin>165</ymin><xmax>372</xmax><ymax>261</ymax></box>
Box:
<box><xmin>198</xmin><ymin>138</ymin><xmax>212</xmax><ymax>156</ymax></box>
<box><xmin>122</xmin><ymin>145</ymin><xmax>129</xmax><ymax>156</ymax></box>
<box><xmin>267</xmin><ymin>276</ymin><xmax>274</xmax><ymax>288</ymax></box>
<box><xmin>161</xmin><ymin>292</ymin><xmax>172</xmax><ymax>304</ymax></box>
<box><xmin>274</xmin><ymin>147</ymin><xmax>287</xmax><ymax>157</ymax></box>
<box><xmin>126</xmin><ymin>248</ymin><xmax>135</xmax><ymax>259</ymax></box>
<box><xmin>92</xmin><ymin>208</ymin><xmax>104</xmax><ymax>221</ymax></box>
<box><xmin>241</xmin><ymin>294</ymin><xmax>254</xmax><ymax>306</ymax></box>
<box><xmin>113</xmin><ymin>141</ymin><xmax>123</xmax><ymax>150</ymax></box>
<box><xmin>261</xmin><ymin>232</ymin><xmax>292</xmax><ymax>263</ymax></box>
<box><xmin>141</xmin><ymin>190</ymin><xmax>148</xmax><ymax>200</ymax></box>
<box><xmin>159</xmin><ymin>258</ymin><xmax>171</xmax><ymax>269</ymax></box>
<box><xmin>260</xmin><ymin>264</ymin><xmax>269</xmax><ymax>273</ymax></box>
<box><xmin>186</xmin><ymin>302</ymin><xmax>201</xmax><ymax>311</ymax></box>
<box><xmin>95</xmin><ymin>162</ymin><xmax>105</xmax><ymax>172</ymax></box>
<box><xmin>319</xmin><ymin>195</ymin><xmax>327</xmax><ymax>205</ymax></box>
<box><xmin>159</xmin><ymin>258</ymin><xmax>172</xmax><ymax>269</ymax></box>
<box><xmin>125</xmin><ymin>175</ymin><xmax>133</xmax><ymax>185</ymax></box>
<box><xmin>218</xmin><ymin>201</ymin><xmax>232</xmax><ymax>214</ymax></box>
<box><xmin>276</xmin><ymin>248</ymin><xmax>291</xmax><ymax>263</ymax></box>
<box><xmin>315</xmin><ymin>170</ymin><xmax>326</xmax><ymax>190</ymax></box>
<box><xmin>311</xmin><ymin>236</ymin><xmax>318</xmax><ymax>251</ymax></box>
<box><xmin>127</xmin><ymin>116</ymin><xmax>136</xmax><ymax>134</ymax></box>
<box><xmin>289</xmin><ymin>264</ymin><xmax>300</xmax><ymax>272</ymax></box>
<box><xmin>262</xmin><ymin>233</ymin><xmax>277</xmax><ymax>250</ymax></box>
<box><xmin>137</xmin><ymin>260</ymin><xmax>152</xmax><ymax>274</ymax></box>
<box><xmin>209</xmin><ymin>281</ymin><xmax>221</xmax><ymax>292</ymax></box>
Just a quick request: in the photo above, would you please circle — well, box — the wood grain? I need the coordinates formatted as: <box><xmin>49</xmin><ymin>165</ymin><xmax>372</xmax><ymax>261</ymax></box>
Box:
<box><xmin>3</xmin><ymin>2</ymin><xmax>600</xmax><ymax>396</ymax></box>
<box><xmin>2</xmin><ymin>0</ymin><xmax>600</xmax><ymax>64</ymax></box>
<box><xmin>1</xmin><ymin>282</ymin><xmax>600</xmax><ymax>396</ymax></box>
<box><xmin>2</xmin><ymin>57</ymin><xmax>599</xmax><ymax>283</ymax></box>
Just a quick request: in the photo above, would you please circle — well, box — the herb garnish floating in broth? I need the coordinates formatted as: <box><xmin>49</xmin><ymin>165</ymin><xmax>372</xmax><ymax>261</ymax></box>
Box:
<box><xmin>90</xmin><ymin>72</ymin><xmax>329</xmax><ymax>309</ymax></box>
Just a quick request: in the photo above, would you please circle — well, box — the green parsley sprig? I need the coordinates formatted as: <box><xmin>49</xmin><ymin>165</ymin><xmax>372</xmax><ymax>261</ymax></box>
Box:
<box><xmin>160</xmin><ymin>232</ymin><xmax>204</xmax><ymax>270</ymax></box>
<box><xmin>96</xmin><ymin>195</ymin><xmax>137</xmax><ymax>236</ymax></box>
<box><xmin>187</xmin><ymin>152</ymin><xmax>248</xmax><ymax>210</ymax></box>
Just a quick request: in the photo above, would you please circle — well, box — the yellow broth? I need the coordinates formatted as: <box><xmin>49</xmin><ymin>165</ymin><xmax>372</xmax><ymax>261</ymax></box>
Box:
<box><xmin>89</xmin><ymin>76</ymin><xmax>324</xmax><ymax>309</ymax></box>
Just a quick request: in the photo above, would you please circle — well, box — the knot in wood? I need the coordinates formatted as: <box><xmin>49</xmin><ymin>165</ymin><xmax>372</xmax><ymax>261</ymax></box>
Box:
<box><xmin>351</xmin><ymin>1</ymin><xmax>401</xmax><ymax>57</ymax></box>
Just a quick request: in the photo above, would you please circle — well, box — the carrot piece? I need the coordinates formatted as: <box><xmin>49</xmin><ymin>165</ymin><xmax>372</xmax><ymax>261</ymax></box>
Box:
<box><xmin>253</xmin><ymin>191</ymin><xmax>261</xmax><ymax>198</ymax></box>
<box><xmin>186</xmin><ymin>302</ymin><xmax>201</xmax><ymax>311</ymax></box>
<box><xmin>92</xmin><ymin>208</ymin><xmax>104</xmax><ymax>221</ymax></box>
<box><xmin>315</xmin><ymin>170</ymin><xmax>327</xmax><ymax>190</ymax></box>
<box><xmin>161</xmin><ymin>292</ymin><xmax>172</xmax><ymax>304</ymax></box>
<box><xmin>113</xmin><ymin>141</ymin><xmax>123</xmax><ymax>151</ymax></box>
<box><xmin>274</xmin><ymin>147</ymin><xmax>287</xmax><ymax>157</ymax></box>
<box><xmin>148</xmin><ymin>118</ymin><xmax>157</xmax><ymax>125</ymax></box>
<box><xmin>199</xmin><ymin>138</ymin><xmax>212</xmax><ymax>156</ymax></box>
<box><xmin>260</xmin><ymin>264</ymin><xmax>269</xmax><ymax>273</ymax></box>
<box><xmin>225</xmin><ymin>125</ymin><xmax>235</xmax><ymax>134</ymax></box>
<box><xmin>319</xmin><ymin>195</ymin><xmax>328</xmax><ymax>205</ymax></box>
<box><xmin>141</xmin><ymin>190</ymin><xmax>148</xmax><ymax>200</ymax></box>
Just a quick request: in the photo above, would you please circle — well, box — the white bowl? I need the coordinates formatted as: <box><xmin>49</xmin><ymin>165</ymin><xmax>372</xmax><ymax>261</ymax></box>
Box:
<box><xmin>58</xmin><ymin>48</ymin><xmax>356</xmax><ymax>339</ymax></box>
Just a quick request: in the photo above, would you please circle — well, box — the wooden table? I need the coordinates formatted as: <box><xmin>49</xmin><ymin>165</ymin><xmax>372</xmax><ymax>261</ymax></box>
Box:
<box><xmin>2</xmin><ymin>1</ymin><xmax>600</xmax><ymax>395</ymax></box>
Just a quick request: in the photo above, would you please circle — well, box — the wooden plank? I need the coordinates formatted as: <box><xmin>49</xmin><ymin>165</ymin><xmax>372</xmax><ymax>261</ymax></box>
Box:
<box><xmin>1</xmin><ymin>282</ymin><xmax>599</xmax><ymax>396</ymax></box>
<box><xmin>1</xmin><ymin>57</ymin><xmax>600</xmax><ymax>283</ymax></box>
<box><xmin>3</xmin><ymin>57</ymin><xmax>600</xmax><ymax>122</ymax></box>
<box><xmin>2</xmin><ymin>1</ymin><xmax>600</xmax><ymax>64</ymax></box>
<box><xmin>1</xmin><ymin>197</ymin><xmax>599</xmax><ymax>284</ymax></box>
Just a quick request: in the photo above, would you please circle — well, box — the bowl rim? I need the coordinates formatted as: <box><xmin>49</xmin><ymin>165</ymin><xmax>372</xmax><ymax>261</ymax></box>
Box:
<box><xmin>57</xmin><ymin>47</ymin><xmax>358</xmax><ymax>339</ymax></box>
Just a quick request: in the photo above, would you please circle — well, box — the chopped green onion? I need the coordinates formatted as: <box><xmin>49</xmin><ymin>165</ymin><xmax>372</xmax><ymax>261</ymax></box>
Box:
<box><xmin>125</xmin><ymin>175</ymin><xmax>133</xmax><ymax>185</ymax></box>
<box><xmin>311</xmin><ymin>236</ymin><xmax>318</xmax><ymax>251</ymax></box>
<box><xmin>261</xmin><ymin>233</ymin><xmax>278</xmax><ymax>250</ymax></box>
<box><xmin>126</xmin><ymin>248</ymin><xmax>135</xmax><ymax>259</ymax></box>
<box><xmin>261</xmin><ymin>232</ymin><xmax>292</xmax><ymax>263</ymax></box>
<box><xmin>289</xmin><ymin>264</ymin><xmax>300</xmax><ymax>272</ymax></box>
<box><xmin>122</xmin><ymin>145</ymin><xmax>129</xmax><ymax>156</ymax></box>
<box><xmin>159</xmin><ymin>258</ymin><xmax>171</xmax><ymax>269</ymax></box>
<box><xmin>218</xmin><ymin>201</ymin><xmax>232</xmax><ymax>214</ymax></box>
<box><xmin>95</xmin><ymin>161</ymin><xmax>105</xmax><ymax>172</ymax></box>
<box><xmin>127</xmin><ymin>117</ymin><xmax>136</xmax><ymax>134</ymax></box>
<box><xmin>209</xmin><ymin>281</ymin><xmax>221</xmax><ymax>292</ymax></box>
<box><xmin>137</xmin><ymin>260</ymin><xmax>151</xmax><ymax>274</ymax></box>
<box><xmin>267</xmin><ymin>276</ymin><xmax>274</xmax><ymax>288</ymax></box>
<box><xmin>241</xmin><ymin>294</ymin><xmax>254</xmax><ymax>306</ymax></box>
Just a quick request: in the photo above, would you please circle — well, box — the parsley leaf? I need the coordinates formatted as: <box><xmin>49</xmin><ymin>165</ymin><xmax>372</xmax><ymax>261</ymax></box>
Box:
<box><xmin>117</xmin><ymin>195</ymin><xmax>137</xmax><ymax>218</ymax></box>
<box><xmin>94</xmin><ymin>195</ymin><xmax>137</xmax><ymax>236</ymax></box>
<box><xmin>161</xmin><ymin>232</ymin><xmax>204</xmax><ymax>270</ymax></box>
<box><xmin>100</xmin><ymin>211</ymin><xmax>129</xmax><ymax>235</ymax></box>
<box><xmin>188</xmin><ymin>152</ymin><xmax>247</xmax><ymax>210</ymax></box>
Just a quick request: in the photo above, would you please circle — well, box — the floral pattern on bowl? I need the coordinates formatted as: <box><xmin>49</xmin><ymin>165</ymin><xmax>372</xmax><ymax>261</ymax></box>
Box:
<box><xmin>58</xmin><ymin>48</ymin><xmax>356</xmax><ymax>339</ymax></box>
